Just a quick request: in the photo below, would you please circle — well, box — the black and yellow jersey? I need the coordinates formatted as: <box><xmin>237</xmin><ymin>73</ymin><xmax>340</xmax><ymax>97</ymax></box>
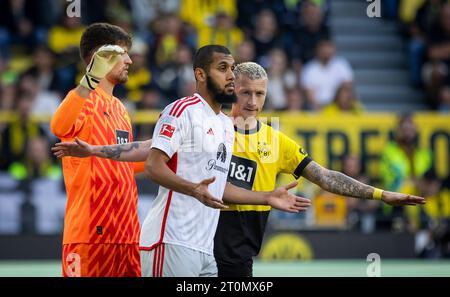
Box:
<box><xmin>214</xmin><ymin>121</ymin><xmax>312</xmax><ymax>274</ymax></box>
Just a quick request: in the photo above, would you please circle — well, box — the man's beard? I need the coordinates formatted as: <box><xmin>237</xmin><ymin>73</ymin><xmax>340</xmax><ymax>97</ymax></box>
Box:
<box><xmin>116</xmin><ymin>73</ymin><xmax>128</xmax><ymax>84</ymax></box>
<box><xmin>109</xmin><ymin>71</ymin><xmax>128</xmax><ymax>85</ymax></box>
<box><xmin>206</xmin><ymin>75</ymin><xmax>237</xmax><ymax>104</ymax></box>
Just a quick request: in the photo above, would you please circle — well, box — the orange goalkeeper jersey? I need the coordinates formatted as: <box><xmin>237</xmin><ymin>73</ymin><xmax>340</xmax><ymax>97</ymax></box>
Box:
<box><xmin>51</xmin><ymin>87</ymin><xmax>140</xmax><ymax>245</ymax></box>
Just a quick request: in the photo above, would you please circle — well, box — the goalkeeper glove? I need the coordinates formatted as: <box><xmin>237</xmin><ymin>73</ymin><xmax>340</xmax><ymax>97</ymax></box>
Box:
<box><xmin>80</xmin><ymin>44</ymin><xmax>125</xmax><ymax>90</ymax></box>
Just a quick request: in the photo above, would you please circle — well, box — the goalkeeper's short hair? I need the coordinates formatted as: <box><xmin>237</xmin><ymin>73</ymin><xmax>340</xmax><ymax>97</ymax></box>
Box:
<box><xmin>80</xmin><ymin>23</ymin><xmax>132</xmax><ymax>64</ymax></box>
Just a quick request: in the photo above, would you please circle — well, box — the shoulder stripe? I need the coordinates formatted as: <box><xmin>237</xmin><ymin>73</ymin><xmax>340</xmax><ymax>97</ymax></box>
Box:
<box><xmin>170</xmin><ymin>96</ymin><xmax>196</xmax><ymax>117</ymax></box>
<box><xmin>169</xmin><ymin>96</ymin><xmax>193</xmax><ymax>116</ymax></box>
<box><xmin>175</xmin><ymin>99</ymin><xmax>201</xmax><ymax>118</ymax></box>
<box><xmin>168</xmin><ymin>99</ymin><xmax>181</xmax><ymax>116</ymax></box>
<box><xmin>168</xmin><ymin>97</ymin><xmax>187</xmax><ymax>116</ymax></box>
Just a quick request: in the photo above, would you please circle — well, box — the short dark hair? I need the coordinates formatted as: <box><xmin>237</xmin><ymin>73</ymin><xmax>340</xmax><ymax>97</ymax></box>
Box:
<box><xmin>193</xmin><ymin>45</ymin><xmax>231</xmax><ymax>72</ymax></box>
<box><xmin>80</xmin><ymin>23</ymin><xmax>132</xmax><ymax>64</ymax></box>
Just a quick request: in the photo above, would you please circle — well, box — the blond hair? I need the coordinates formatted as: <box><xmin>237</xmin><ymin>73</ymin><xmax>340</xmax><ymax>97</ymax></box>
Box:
<box><xmin>233</xmin><ymin>62</ymin><xmax>268</xmax><ymax>80</ymax></box>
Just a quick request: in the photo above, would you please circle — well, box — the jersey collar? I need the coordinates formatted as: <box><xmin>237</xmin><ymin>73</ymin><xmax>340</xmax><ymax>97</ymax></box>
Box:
<box><xmin>94</xmin><ymin>86</ymin><xmax>115</xmax><ymax>102</ymax></box>
<box><xmin>234</xmin><ymin>120</ymin><xmax>261</xmax><ymax>135</ymax></box>
<box><xmin>194</xmin><ymin>93</ymin><xmax>221</xmax><ymax>116</ymax></box>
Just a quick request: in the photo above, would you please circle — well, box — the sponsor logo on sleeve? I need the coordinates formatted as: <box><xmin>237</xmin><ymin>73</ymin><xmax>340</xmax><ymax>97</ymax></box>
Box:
<box><xmin>159</xmin><ymin>124</ymin><xmax>176</xmax><ymax>139</ymax></box>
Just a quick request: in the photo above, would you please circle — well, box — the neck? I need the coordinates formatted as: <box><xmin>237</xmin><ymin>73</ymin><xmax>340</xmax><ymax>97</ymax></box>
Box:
<box><xmin>98</xmin><ymin>78</ymin><xmax>115</xmax><ymax>95</ymax></box>
<box><xmin>198</xmin><ymin>88</ymin><xmax>222</xmax><ymax>114</ymax></box>
<box><xmin>231</xmin><ymin>111</ymin><xmax>258</xmax><ymax>130</ymax></box>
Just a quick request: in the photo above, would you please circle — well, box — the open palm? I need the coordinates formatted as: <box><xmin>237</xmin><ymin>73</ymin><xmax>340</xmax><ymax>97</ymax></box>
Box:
<box><xmin>382</xmin><ymin>191</ymin><xmax>426</xmax><ymax>206</ymax></box>
<box><xmin>267</xmin><ymin>181</ymin><xmax>311</xmax><ymax>213</ymax></box>
<box><xmin>51</xmin><ymin>138</ymin><xmax>93</xmax><ymax>158</ymax></box>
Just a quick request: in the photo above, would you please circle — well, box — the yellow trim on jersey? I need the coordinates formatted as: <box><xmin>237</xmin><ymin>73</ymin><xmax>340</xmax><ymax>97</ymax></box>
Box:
<box><xmin>225</xmin><ymin>122</ymin><xmax>311</xmax><ymax>212</ymax></box>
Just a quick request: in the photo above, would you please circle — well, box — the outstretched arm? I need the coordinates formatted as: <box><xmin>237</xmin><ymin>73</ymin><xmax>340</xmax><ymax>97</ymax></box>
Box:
<box><xmin>302</xmin><ymin>161</ymin><xmax>426</xmax><ymax>206</ymax></box>
<box><xmin>52</xmin><ymin>138</ymin><xmax>152</xmax><ymax>162</ymax></box>
<box><xmin>302</xmin><ymin>161</ymin><xmax>373</xmax><ymax>199</ymax></box>
<box><xmin>97</xmin><ymin>140</ymin><xmax>151</xmax><ymax>161</ymax></box>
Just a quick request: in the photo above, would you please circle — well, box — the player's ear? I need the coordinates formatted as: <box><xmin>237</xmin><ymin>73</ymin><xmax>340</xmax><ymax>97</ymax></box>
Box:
<box><xmin>194</xmin><ymin>68</ymin><xmax>206</xmax><ymax>82</ymax></box>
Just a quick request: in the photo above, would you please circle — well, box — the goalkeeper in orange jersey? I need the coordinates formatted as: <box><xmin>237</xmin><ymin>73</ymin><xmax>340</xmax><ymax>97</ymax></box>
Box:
<box><xmin>50</xmin><ymin>23</ymin><xmax>144</xmax><ymax>277</ymax></box>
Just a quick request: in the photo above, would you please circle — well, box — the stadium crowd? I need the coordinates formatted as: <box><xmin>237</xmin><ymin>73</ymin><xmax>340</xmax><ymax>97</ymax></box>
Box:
<box><xmin>400</xmin><ymin>0</ymin><xmax>450</xmax><ymax>111</ymax></box>
<box><xmin>0</xmin><ymin>0</ymin><xmax>449</xmax><ymax>258</ymax></box>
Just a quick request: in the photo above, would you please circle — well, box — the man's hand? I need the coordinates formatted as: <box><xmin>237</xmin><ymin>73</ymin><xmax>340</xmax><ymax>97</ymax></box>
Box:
<box><xmin>190</xmin><ymin>177</ymin><xmax>229</xmax><ymax>209</ymax></box>
<box><xmin>80</xmin><ymin>44</ymin><xmax>125</xmax><ymax>90</ymax></box>
<box><xmin>266</xmin><ymin>181</ymin><xmax>311</xmax><ymax>213</ymax></box>
<box><xmin>381</xmin><ymin>191</ymin><xmax>426</xmax><ymax>206</ymax></box>
<box><xmin>52</xmin><ymin>138</ymin><xmax>94</xmax><ymax>158</ymax></box>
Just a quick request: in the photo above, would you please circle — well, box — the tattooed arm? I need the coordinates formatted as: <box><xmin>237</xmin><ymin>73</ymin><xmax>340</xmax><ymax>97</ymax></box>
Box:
<box><xmin>52</xmin><ymin>138</ymin><xmax>152</xmax><ymax>162</ymax></box>
<box><xmin>301</xmin><ymin>161</ymin><xmax>426</xmax><ymax>206</ymax></box>
<box><xmin>96</xmin><ymin>140</ymin><xmax>152</xmax><ymax>161</ymax></box>
<box><xmin>302</xmin><ymin>161</ymin><xmax>374</xmax><ymax>199</ymax></box>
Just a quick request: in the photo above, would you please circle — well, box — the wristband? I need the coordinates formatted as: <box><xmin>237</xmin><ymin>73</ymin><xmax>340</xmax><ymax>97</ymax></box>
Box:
<box><xmin>373</xmin><ymin>188</ymin><xmax>383</xmax><ymax>200</ymax></box>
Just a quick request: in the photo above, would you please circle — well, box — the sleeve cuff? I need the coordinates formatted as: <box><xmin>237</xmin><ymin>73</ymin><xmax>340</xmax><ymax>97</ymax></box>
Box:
<box><xmin>151</xmin><ymin>142</ymin><xmax>174</xmax><ymax>159</ymax></box>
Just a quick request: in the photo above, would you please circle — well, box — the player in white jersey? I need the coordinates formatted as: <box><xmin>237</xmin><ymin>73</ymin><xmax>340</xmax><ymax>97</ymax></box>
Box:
<box><xmin>140</xmin><ymin>45</ymin><xmax>310</xmax><ymax>277</ymax></box>
<box><xmin>139</xmin><ymin>91</ymin><xmax>234</xmax><ymax>253</ymax></box>
<box><xmin>139</xmin><ymin>91</ymin><xmax>235</xmax><ymax>276</ymax></box>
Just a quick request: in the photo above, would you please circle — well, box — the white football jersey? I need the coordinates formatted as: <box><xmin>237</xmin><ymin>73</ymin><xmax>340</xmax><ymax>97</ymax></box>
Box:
<box><xmin>139</xmin><ymin>93</ymin><xmax>235</xmax><ymax>255</ymax></box>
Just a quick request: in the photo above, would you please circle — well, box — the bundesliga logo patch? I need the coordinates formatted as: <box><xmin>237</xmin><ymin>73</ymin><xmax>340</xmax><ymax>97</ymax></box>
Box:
<box><xmin>159</xmin><ymin>124</ymin><xmax>176</xmax><ymax>139</ymax></box>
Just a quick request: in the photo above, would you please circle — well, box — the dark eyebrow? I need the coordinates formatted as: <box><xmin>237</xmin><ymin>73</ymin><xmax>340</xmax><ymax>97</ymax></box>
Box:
<box><xmin>217</xmin><ymin>59</ymin><xmax>234</xmax><ymax>66</ymax></box>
